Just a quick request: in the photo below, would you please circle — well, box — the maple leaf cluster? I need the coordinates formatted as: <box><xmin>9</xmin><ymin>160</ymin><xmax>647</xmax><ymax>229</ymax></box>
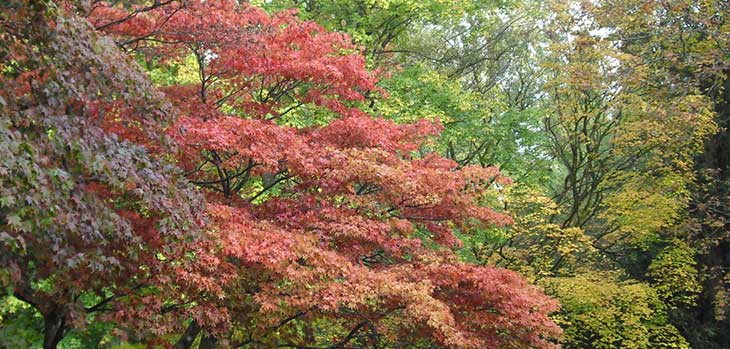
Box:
<box><xmin>0</xmin><ymin>1</ymin><xmax>219</xmax><ymax>345</ymax></box>
<box><xmin>1</xmin><ymin>0</ymin><xmax>561</xmax><ymax>348</ymax></box>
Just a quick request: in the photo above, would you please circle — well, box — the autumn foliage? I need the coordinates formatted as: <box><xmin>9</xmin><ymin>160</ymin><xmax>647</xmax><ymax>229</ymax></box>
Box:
<box><xmin>1</xmin><ymin>0</ymin><xmax>561</xmax><ymax>348</ymax></box>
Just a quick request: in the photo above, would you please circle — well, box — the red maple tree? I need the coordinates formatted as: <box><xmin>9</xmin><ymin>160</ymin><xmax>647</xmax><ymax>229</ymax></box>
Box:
<box><xmin>1</xmin><ymin>1</ymin><xmax>561</xmax><ymax>348</ymax></box>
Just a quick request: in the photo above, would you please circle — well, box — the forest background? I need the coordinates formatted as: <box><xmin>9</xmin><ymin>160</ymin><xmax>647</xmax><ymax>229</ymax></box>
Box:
<box><xmin>1</xmin><ymin>0</ymin><xmax>730</xmax><ymax>348</ymax></box>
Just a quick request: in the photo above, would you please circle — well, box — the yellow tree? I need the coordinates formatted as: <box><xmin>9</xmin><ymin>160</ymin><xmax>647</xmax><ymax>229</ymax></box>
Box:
<box><xmin>590</xmin><ymin>1</ymin><xmax>730</xmax><ymax>346</ymax></box>
<box><xmin>463</xmin><ymin>2</ymin><xmax>717</xmax><ymax>347</ymax></box>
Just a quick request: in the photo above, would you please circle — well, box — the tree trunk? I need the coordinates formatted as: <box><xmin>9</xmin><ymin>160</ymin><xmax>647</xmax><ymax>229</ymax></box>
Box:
<box><xmin>43</xmin><ymin>309</ymin><xmax>66</xmax><ymax>349</ymax></box>
<box><xmin>199</xmin><ymin>334</ymin><xmax>218</xmax><ymax>349</ymax></box>
<box><xmin>175</xmin><ymin>321</ymin><xmax>201</xmax><ymax>349</ymax></box>
<box><xmin>693</xmin><ymin>70</ymin><xmax>730</xmax><ymax>347</ymax></box>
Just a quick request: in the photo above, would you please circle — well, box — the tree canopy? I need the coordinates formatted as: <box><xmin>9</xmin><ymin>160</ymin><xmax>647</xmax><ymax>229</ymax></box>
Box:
<box><xmin>1</xmin><ymin>0</ymin><xmax>729</xmax><ymax>349</ymax></box>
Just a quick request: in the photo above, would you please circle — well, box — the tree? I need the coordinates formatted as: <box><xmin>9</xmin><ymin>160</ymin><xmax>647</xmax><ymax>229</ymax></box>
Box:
<box><xmin>1</xmin><ymin>1</ymin><xmax>563</xmax><ymax>348</ymax></box>
<box><xmin>588</xmin><ymin>1</ymin><xmax>730</xmax><ymax>346</ymax></box>
<box><xmin>541</xmin><ymin>1</ymin><xmax>715</xmax><ymax>247</ymax></box>
<box><xmin>545</xmin><ymin>273</ymin><xmax>691</xmax><ymax>349</ymax></box>
<box><xmin>261</xmin><ymin>0</ymin><xmax>555</xmax><ymax>185</ymax></box>
<box><xmin>0</xmin><ymin>1</ymin><xmax>216</xmax><ymax>348</ymax></box>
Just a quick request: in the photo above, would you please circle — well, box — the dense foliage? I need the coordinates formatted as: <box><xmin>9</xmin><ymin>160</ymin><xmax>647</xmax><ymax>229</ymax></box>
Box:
<box><xmin>1</xmin><ymin>0</ymin><xmax>729</xmax><ymax>348</ymax></box>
